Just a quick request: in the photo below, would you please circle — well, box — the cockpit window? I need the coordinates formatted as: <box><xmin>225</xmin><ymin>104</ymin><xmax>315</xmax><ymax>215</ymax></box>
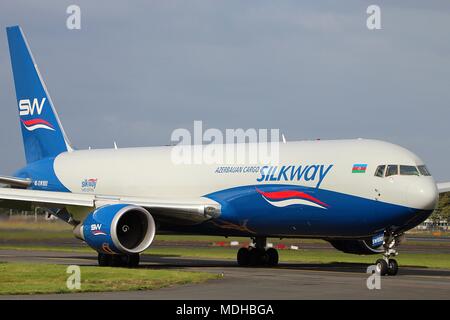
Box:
<box><xmin>374</xmin><ymin>165</ymin><xmax>386</xmax><ymax>177</ymax></box>
<box><xmin>376</xmin><ymin>164</ymin><xmax>428</xmax><ymax>177</ymax></box>
<box><xmin>385</xmin><ymin>165</ymin><xmax>398</xmax><ymax>177</ymax></box>
<box><xmin>418</xmin><ymin>165</ymin><xmax>431</xmax><ymax>176</ymax></box>
<box><xmin>400</xmin><ymin>165</ymin><xmax>419</xmax><ymax>176</ymax></box>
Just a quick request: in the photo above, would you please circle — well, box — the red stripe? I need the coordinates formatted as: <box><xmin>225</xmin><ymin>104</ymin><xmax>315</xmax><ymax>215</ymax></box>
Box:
<box><xmin>256</xmin><ymin>188</ymin><xmax>329</xmax><ymax>207</ymax></box>
<box><xmin>21</xmin><ymin>118</ymin><xmax>53</xmax><ymax>128</ymax></box>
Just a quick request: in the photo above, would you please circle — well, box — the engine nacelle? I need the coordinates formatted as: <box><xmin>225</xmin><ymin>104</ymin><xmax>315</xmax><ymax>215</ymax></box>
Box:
<box><xmin>74</xmin><ymin>204</ymin><xmax>155</xmax><ymax>255</ymax></box>
<box><xmin>328</xmin><ymin>238</ymin><xmax>384</xmax><ymax>255</ymax></box>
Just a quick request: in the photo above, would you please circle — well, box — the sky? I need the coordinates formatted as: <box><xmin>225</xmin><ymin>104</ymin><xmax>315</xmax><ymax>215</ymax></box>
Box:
<box><xmin>0</xmin><ymin>1</ymin><xmax>449</xmax><ymax>181</ymax></box>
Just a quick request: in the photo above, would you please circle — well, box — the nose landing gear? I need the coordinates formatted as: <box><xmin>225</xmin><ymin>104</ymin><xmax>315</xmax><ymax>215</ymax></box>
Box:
<box><xmin>375</xmin><ymin>233</ymin><xmax>403</xmax><ymax>276</ymax></box>
<box><xmin>375</xmin><ymin>258</ymin><xmax>398</xmax><ymax>276</ymax></box>
<box><xmin>237</xmin><ymin>237</ymin><xmax>279</xmax><ymax>267</ymax></box>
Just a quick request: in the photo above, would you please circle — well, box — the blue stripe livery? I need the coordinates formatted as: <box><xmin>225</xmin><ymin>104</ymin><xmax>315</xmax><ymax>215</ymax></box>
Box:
<box><xmin>204</xmin><ymin>184</ymin><xmax>432</xmax><ymax>237</ymax></box>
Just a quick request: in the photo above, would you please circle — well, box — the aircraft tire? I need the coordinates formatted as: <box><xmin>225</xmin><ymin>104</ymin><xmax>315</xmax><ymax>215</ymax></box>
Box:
<box><xmin>110</xmin><ymin>255</ymin><xmax>126</xmax><ymax>267</ymax></box>
<box><xmin>249</xmin><ymin>248</ymin><xmax>265</xmax><ymax>266</ymax></box>
<box><xmin>376</xmin><ymin>258</ymin><xmax>389</xmax><ymax>276</ymax></box>
<box><xmin>237</xmin><ymin>247</ymin><xmax>250</xmax><ymax>266</ymax></box>
<box><xmin>98</xmin><ymin>253</ymin><xmax>112</xmax><ymax>267</ymax></box>
<box><xmin>126</xmin><ymin>254</ymin><xmax>140</xmax><ymax>268</ymax></box>
<box><xmin>387</xmin><ymin>259</ymin><xmax>398</xmax><ymax>276</ymax></box>
<box><xmin>266</xmin><ymin>248</ymin><xmax>279</xmax><ymax>266</ymax></box>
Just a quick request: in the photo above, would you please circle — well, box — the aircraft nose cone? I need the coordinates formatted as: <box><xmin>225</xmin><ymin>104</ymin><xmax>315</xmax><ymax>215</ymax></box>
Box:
<box><xmin>407</xmin><ymin>180</ymin><xmax>439</xmax><ymax>211</ymax></box>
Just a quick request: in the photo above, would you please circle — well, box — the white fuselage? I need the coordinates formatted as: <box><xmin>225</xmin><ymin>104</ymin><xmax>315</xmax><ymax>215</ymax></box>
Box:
<box><xmin>53</xmin><ymin>139</ymin><xmax>438</xmax><ymax>211</ymax></box>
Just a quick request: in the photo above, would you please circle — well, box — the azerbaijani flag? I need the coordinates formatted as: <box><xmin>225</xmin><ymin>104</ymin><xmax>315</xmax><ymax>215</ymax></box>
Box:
<box><xmin>352</xmin><ymin>164</ymin><xmax>367</xmax><ymax>173</ymax></box>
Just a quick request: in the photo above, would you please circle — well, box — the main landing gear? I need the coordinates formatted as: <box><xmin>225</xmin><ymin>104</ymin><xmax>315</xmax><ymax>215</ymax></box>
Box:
<box><xmin>98</xmin><ymin>253</ymin><xmax>140</xmax><ymax>268</ymax></box>
<box><xmin>375</xmin><ymin>233</ymin><xmax>402</xmax><ymax>276</ymax></box>
<box><xmin>237</xmin><ymin>237</ymin><xmax>279</xmax><ymax>267</ymax></box>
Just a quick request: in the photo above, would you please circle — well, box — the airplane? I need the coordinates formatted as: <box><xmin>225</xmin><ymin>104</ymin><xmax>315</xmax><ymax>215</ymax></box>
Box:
<box><xmin>1</xmin><ymin>25</ymin><xmax>449</xmax><ymax>276</ymax></box>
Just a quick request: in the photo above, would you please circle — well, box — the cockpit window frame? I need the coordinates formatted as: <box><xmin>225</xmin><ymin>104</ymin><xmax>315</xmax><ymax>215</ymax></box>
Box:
<box><xmin>399</xmin><ymin>165</ymin><xmax>420</xmax><ymax>176</ymax></box>
<box><xmin>418</xmin><ymin>165</ymin><xmax>431</xmax><ymax>176</ymax></box>
<box><xmin>385</xmin><ymin>165</ymin><xmax>399</xmax><ymax>177</ymax></box>
<box><xmin>374</xmin><ymin>165</ymin><xmax>386</xmax><ymax>177</ymax></box>
<box><xmin>374</xmin><ymin>164</ymin><xmax>430</xmax><ymax>178</ymax></box>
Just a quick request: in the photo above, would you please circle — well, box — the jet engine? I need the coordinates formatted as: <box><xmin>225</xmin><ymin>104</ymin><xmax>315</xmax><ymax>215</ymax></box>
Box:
<box><xmin>74</xmin><ymin>204</ymin><xmax>155</xmax><ymax>255</ymax></box>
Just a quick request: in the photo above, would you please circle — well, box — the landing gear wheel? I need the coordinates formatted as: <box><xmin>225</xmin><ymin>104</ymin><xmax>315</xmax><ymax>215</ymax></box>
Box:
<box><xmin>249</xmin><ymin>248</ymin><xmax>265</xmax><ymax>266</ymax></box>
<box><xmin>375</xmin><ymin>231</ymin><xmax>403</xmax><ymax>276</ymax></box>
<box><xmin>111</xmin><ymin>255</ymin><xmax>125</xmax><ymax>267</ymax></box>
<box><xmin>98</xmin><ymin>253</ymin><xmax>112</xmax><ymax>267</ymax></box>
<box><xmin>266</xmin><ymin>248</ymin><xmax>279</xmax><ymax>266</ymax></box>
<box><xmin>236</xmin><ymin>246</ymin><xmax>279</xmax><ymax>267</ymax></box>
<box><xmin>376</xmin><ymin>259</ymin><xmax>388</xmax><ymax>276</ymax></box>
<box><xmin>237</xmin><ymin>247</ymin><xmax>250</xmax><ymax>266</ymax></box>
<box><xmin>237</xmin><ymin>237</ymin><xmax>280</xmax><ymax>267</ymax></box>
<box><xmin>387</xmin><ymin>259</ymin><xmax>398</xmax><ymax>276</ymax></box>
<box><xmin>106</xmin><ymin>254</ymin><xmax>141</xmax><ymax>268</ymax></box>
<box><xmin>125</xmin><ymin>253</ymin><xmax>140</xmax><ymax>268</ymax></box>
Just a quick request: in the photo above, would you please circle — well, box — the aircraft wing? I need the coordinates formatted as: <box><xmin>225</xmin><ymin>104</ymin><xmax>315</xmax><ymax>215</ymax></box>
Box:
<box><xmin>0</xmin><ymin>175</ymin><xmax>31</xmax><ymax>188</ymax></box>
<box><xmin>437</xmin><ymin>182</ymin><xmax>450</xmax><ymax>194</ymax></box>
<box><xmin>0</xmin><ymin>187</ymin><xmax>221</xmax><ymax>225</ymax></box>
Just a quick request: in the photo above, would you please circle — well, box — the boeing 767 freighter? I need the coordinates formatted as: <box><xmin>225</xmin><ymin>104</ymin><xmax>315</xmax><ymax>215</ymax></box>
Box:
<box><xmin>1</xmin><ymin>26</ymin><xmax>449</xmax><ymax>275</ymax></box>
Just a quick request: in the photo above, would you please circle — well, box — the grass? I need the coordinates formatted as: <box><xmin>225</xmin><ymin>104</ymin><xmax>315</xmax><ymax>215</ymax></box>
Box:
<box><xmin>0</xmin><ymin>244</ymin><xmax>90</xmax><ymax>253</ymax></box>
<box><xmin>0</xmin><ymin>220</ymin><xmax>72</xmax><ymax>231</ymax></box>
<box><xmin>0</xmin><ymin>230</ymin><xmax>73</xmax><ymax>241</ymax></box>
<box><xmin>1</xmin><ymin>244</ymin><xmax>450</xmax><ymax>270</ymax></box>
<box><xmin>0</xmin><ymin>262</ymin><xmax>219</xmax><ymax>295</ymax></box>
<box><xmin>1</xmin><ymin>220</ymin><xmax>448</xmax><ymax>245</ymax></box>
<box><xmin>407</xmin><ymin>231</ymin><xmax>450</xmax><ymax>238</ymax></box>
<box><xmin>0</xmin><ymin>220</ymin><xmax>73</xmax><ymax>241</ymax></box>
<box><xmin>0</xmin><ymin>220</ymin><xmax>325</xmax><ymax>244</ymax></box>
<box><xmin>1</xmin><ymin>220</ymin><xmax>450</xmax><ymax>270</ymax></box>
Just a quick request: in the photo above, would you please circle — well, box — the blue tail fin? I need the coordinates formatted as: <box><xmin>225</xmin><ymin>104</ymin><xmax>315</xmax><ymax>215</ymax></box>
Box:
<box><xmin>6</xmin><ymin>26</ymin><xmax>72</xmax><ymax>164</ymax></box>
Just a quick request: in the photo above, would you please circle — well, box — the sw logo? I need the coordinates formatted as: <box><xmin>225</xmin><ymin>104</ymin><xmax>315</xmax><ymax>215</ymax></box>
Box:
<box><xmin>19</xmin><ymin>97</ymin><xmax>55</xmax><ymax>131</ymax></box>
<box><xmin>91</xmin><ymin>223</ymin><xmax>107</xmax><ymax>236</ymax></box>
